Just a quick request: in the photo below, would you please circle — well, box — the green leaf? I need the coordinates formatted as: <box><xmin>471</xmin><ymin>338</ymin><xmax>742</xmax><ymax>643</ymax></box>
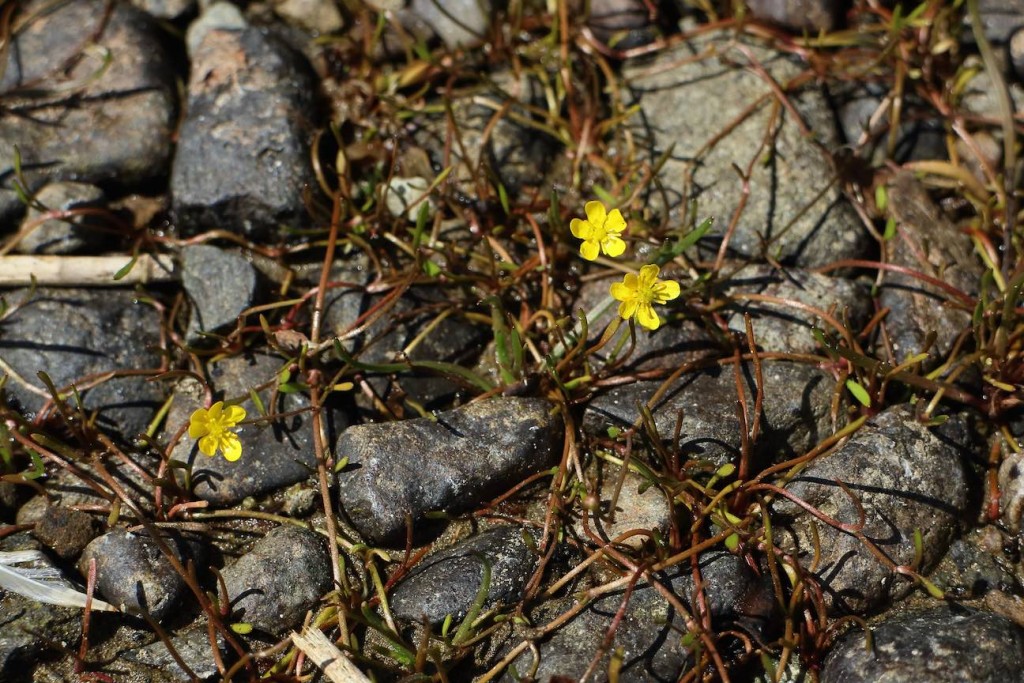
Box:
<box><xmin>724</xmin><ymin>532</ymin><xmax>740</xmax><ymax>551</ymax></box>
<box><xmin>230</xmin><ymin>622</ymin><xmax>253</xmax><ymax>635</ymax></box>
<box><xmin>113</xmin><ymin>255</ymin><xmax>138</xmax><ymax>281</ymax></box>
<box><xmin>875</xmin><ymin>184</ymin><xmax>889</xmax><ymax>211</ymax></box>
<box><xmin>883</xmin><ymin>217</ymin><xmax>897</xmax><ymax>240</ymax></box>
<box><xmin>845</xmin><ymin>379</ymin><xmax>872</xmax><ymax>407</ymax></box>
<box><xmin>422</xmin><ymin>259</ymin><xmax>442</xmax><ymax>277</ymax></box>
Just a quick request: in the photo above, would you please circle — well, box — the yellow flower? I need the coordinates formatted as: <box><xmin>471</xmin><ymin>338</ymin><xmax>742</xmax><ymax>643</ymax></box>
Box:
<box><xmin>610</xmin><ymin>264</ymin><xmax>681</xmax><ymax>331</ymax></box>
<box><xmin>188</xmin><ymin>401</ymin><xmax>246</xmax><ymax>462</ymax></box>
<box><xmin>570</xmin><ymin>201</ymin><xmax>627</xmax><ymax>261</ymax></box>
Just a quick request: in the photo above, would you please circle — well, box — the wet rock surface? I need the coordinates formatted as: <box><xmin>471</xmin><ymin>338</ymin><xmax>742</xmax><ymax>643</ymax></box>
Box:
<box><xmin>337</xmin><ymin>397</ymin><xmax>563</xmax><ymax>545</ymax></box>
<box><xmin>822</xmin><ymin>605</ymin><xmax>1024</xmax><ymax>683</ymax></box>
<box><xmin>15</xmin><ymin>182</ymin><xmax>108</xmax><ymax>255</ymax></box>
<box><xmin>774</xmin><ymin>406</ymin><xmax>968</xmax><ymax>614</ymax></box>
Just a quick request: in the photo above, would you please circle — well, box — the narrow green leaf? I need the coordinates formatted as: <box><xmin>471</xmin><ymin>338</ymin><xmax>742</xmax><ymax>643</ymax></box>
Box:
<box><xmin>845</xmin><ymin>379</ymin><xmax>872</xmax><ymax>407</ymax></box>
<box><xmin>113</xmin><ymin>255</ymin><xmax>138</xmax><ymax>281</ymax></box>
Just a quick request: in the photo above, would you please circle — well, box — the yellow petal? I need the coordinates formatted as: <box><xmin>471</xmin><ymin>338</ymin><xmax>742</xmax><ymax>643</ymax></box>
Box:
<box><xmin>570</xmin><ymin>217</ymin><xmax>588</xmax><ymax>239</ymax></box>
<box><xmin>221</xmin><ymin>434</ymin><xmax>243</xmax><ymax>462</ymax></box>
<box><xmin>580</xmin><ymin>240</ymin><xmax>600</xmax><ymax>261</ymax></box>
<box><xmin>610</xmin><ymin>281</ymin><xmax>633</xmax><ymax>301</ymax></box>
<box><xmin>188</xmin><ymin>408</ymin><xmax>210</xmax><ymax>438</ymax></box>
<box><xmin>602</xmin><ymin>235</ymin><xmax>626</xmax><ymax>258</ymax></box>
<box><xmin>605</xmin><ymin>209</ymin><xmax>626</xmax><ymax>235</ymax></box>
<box><xmin>224</xmin><ymin>404</ymin><xmax>247</xmax><ymax>425</ymax></box>
<box><xmin>198</xmin><ymin>434</ymin><xmax>219</xmax><ymax>457</ymax></box>
<box><xmin>638</xmin><ymin>264</ymin><xmax>660</xmax><ymax>287</ymax></box>
<box><xmin>618</xmin><ymin>299</ymin><xmax>639</xmax><ymax>320</ymax></box>
<box><xmin>207</xmin><ymin>401</ymin><xmax>224</xmax><ymax>421</ymax></box>
<box><xmin>636</xmin><ymin>303</ymin><xmax>660</xmax><ymax>330</ymax></box>
<box><xmin>584</xmin><ymin>201</ymin><xmax>606</xmax><ymax>226</ymax></box>
<box><xmin>655</xmin><ymin>279</ymin><xmax>681</xmax><ymax>302</ymax></box>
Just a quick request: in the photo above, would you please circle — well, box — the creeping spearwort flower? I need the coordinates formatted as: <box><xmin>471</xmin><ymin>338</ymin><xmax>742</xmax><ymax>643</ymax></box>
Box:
<box><xmin>570</xmin><ymin>201</ymin><xmax>627</xmax><ymax>261</ymax></box>
<box><xmin>188</xmin><ymin>401</ymin><xmax>246</xmax><ymax>462</ymax></box>
<box><xmin>610</xmin><ymin>264</ymin><xmax>681</xmax><ymax>331</ymax></box>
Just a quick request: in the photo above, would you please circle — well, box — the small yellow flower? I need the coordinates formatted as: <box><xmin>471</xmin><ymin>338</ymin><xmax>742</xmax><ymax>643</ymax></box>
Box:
<box><xmin>610</xmin><ymin>264</ymin><xmax>681</xmax><ymax>331</ymax></box>
<box><xmin>188</xmin><ymin>401</ymin><xmax>246</xmax><ymax>462</ymax></box>
<box><xmin>570</xmin><ymin>201</ymin><xmax>627</xmax><ymax>261</ymax></box>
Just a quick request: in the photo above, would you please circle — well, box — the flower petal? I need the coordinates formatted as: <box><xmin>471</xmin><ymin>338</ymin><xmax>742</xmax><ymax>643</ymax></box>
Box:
<box><xmin>580</xmin><ymin>240</ymin><xmax>600</xmax><ymax>261</ymax></box>
<box><xmin>584</xmin><ymin>201</ymin><xmax>606</xmax><ymax>227</ymax></box>
<box><xmin>570</xmin><ymin>217</ymin><xmax>589</xmax><ymax>239</ymax></box>
<box><xmin>604</xmin><ymin>209</ymin><xmax>626</xmax><ymax>235</ymax></box>
<box><xmin>188</xmin><ymin>408</ymin><xmax>210</xmax><ymax>438</ymax></box>
<box><xmin>610</xmin><ymin>281</ymin><xmax>633</xmax><ymax>302</ymax></box>
<box><xmin>207</xmin><ymin>401</ymin><xmax>224</xmax><ymax>421</ymax></box>
<box><xmin>602</xmin><ymin>235</ymin><xmax>626</xmax><ymax>258</ymax></box>
<box><xmin>638</xmin><ymin>264</ymin><xmax>660</xmax><ymax>287</ymax></box>
<box><xmin>636</xmin><ymin>303</ymin><xmax>660</xmax><ymax>330</ymax></box>
<box><xmin>618</xmin><ymin>299</ymin><xmax>639</xmax><ymax>321</ymax></box>
<box><xmin>654</xmin><ymin>279</ymin><xmax>681</xmax><ymax>302</ymax></box>
<box><xmin>221</xmin><ymin>434</ymin><xmax>243</xmax><ymax>462</ymax></box>
<box><xmin>198</xmin><ymin>434</ymin><xmax>219</xmax><ymax>457</ymax></box>
<box><xmin>224</xmin><ymin>404</ymin><xmax>247</xmax><ymax>426</ymax></box>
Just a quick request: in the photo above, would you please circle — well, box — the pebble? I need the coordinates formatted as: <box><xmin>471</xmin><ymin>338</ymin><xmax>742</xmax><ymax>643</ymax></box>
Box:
<box><xmin>822</xmin><ymin>605</ymin><xmax>1024</xmax><ymax>683</ymax></box>
<box><xmin>774</xmin><ymin>406</ymin><xmax>968</xmax><ymax>614</ymax></box>
<box><xmin>15</xmin><ymin>182</ymin><xmax>108</xmax><ymax>255</ymax></box>
<box><xmin>78</xmin><ymin>528</ymin><xmax>203</xmax><ymax>623</ymax></box>
<box><xmin>172</xmin><ymin>2</ymin><xmax>317</xmax><ymax>240</ymax></box>
<box><xmin>336</xmin><ymin>397</ymin><xmax>563</xmax><ymax>545</ymax></box>
<box><xmin>390</xmin><ymin>526</ymin><xmax>537</xmax><ymax>626</ymax></box>
<box><xmin>180</xmin><ymin>244</ymin><xmax>259</xmax><ymax>346</ymax></box>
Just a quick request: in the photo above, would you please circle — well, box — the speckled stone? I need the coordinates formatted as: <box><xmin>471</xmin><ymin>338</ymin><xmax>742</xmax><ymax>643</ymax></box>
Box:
<box><xmin>822</xmin><ymin>605</ymin><xmax>1024</xmax><ymax>683</ymax></box>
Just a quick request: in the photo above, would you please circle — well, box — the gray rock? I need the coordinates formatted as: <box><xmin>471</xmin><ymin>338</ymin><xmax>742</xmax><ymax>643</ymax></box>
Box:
<box><xmin>576</xmin><ymin>470</ymin><xmax>671</xmax><ymax>550</ymax></box>
<box><xmin>181</xmin><ymin>244</ymin><xmax>259</xmax><ymax>345</ymax></box>
<box><xmin>169</xmin><ymin>352</ymin><xmax>350</xmax><ymax>506</ymax></box>
<box><xmin>773</xmin><ymin>406</ymin><xmax>968</xmax><ymax>614</ymax></box>
<box><xmin>0</xmin><ymin>0</ymin><xmax>176</xmax><ymax>228</ymax></box>
<box><xmin>622</xmin><ymin>30</ymin><xmax>868</xmax><ymax>268</ymax></box>
<box><xmin>274</xmin><ymin>0</ymin><xmax>345</xmax><ymax>34</ymax></box>
<box><xmin>171</xmin><ymin>8</ymin><xmax>317</xmax><ymax>240</ymax></box>
<box><xmin>0</xmin><ymin>287</ymin><xmax>166</xmax><ymax>441</ymax></box>
<box><xmin>929</xmin><ymin>526</ymin><xmax>1021</xmax><ymax>600</ymax></box>
<box><xmin>745</xmin><ymin>0</ymin><xmax>841</xmax><ymax>33</ymax></box>
<box><xmin>369</xmin><ymin>0</ymin><xmax>491</xmax><ymax>49</ymax></box>
<box><xmin>966</xmin><ymin>0</ymin><xmax>1024</xmax><ymax>44</ymax></box>
<box><xmin>222</xmin><ymin>525</ymin><xmax>332</xmax><ymax>634</ymax></box>
<box><xmin>15</xmin><ymin>182</ymin><xmax>107</xmax><ymax>255</ymax></box>
<box><xmin>131</xmin><ymin>0</ymin><xmax>197</xmax><ymax>21</ymax></box>
<box><xmin>126</xmin><ymin>625</ymin><xmax>220</xmax><ymax>682</ymax></box>
<box><xmin>1011</xmin><ymin>27</ymin><xmax>1024</xmax><ymax>82</ymax></box>
<box><xmin>584</xmin><ymin>361</ymin><xmax>837</xmax><ymax>468</ymax></box>
<box><xmin>720</xmin><ymin>265</ymin><xmax>872</xmax><ymax>354</ymax></box>
<box><xmin>507</xmin><ymin>552</ymin><xmax>760</xmax><ymax>682</ymax></box>
<box><xmin>879</xmin><ymin>173</ymin><xmax>981</xmax><ymax>364</ymax></box>
<box><xmin>391</xmin><ymin>526</ymin><xmax>537</xmax><ymax>625</ymax></box>
<box><xmin>0</xmin><ymin>482</ymin><xmax>23</xmax><ymax>523</ymax></box>
<box><xmin>322</xmin><ymin>262</ymin><xmax>489</xmax><ymax>411</ymax></box>
<box><xmin>409</xmin><ymin>68</ymin><xmax>559</xmax><ymax>202</ymax></box>
<box><xmin>586</xmin><ymin>0</ymin><xmax>663</xmax><ymax>50</ymax></box>
<box><xmin>336</xmin><ymin>397</ymin><xmax>563</xmax><ymax>545</ymax></box>
<box><xmin>822</xmin><ymin>605</ymin><xmax>1024</xmax><ymax>683</ymax></box>
<box><xmin>78</xmin><ymin>528</ymin><xmax>200</xmax><ymax>623</ymax></box>
<box><xmin>832</xmin><ymin>83</ymin><xmax>948</xmax><ymax>163</ymax></box>
<box><xmin>32</xmin><ymin>505</ymin><xmax>98</xmax><ymax>561</ymax></box>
